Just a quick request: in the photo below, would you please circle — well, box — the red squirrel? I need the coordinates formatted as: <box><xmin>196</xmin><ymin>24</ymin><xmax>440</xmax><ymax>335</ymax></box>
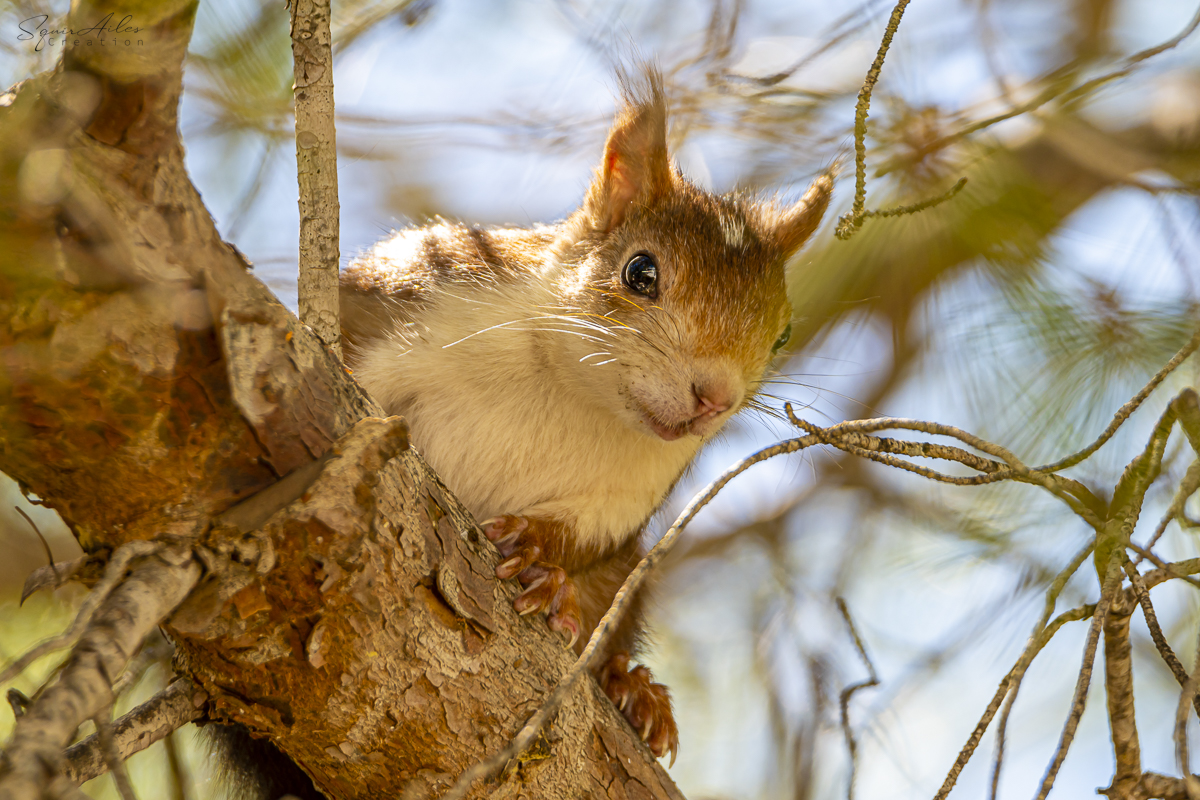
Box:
<box><xmin>339</xmin><ymin>69</ymin><xmax>831</xmax><ymax>766</ymax></box>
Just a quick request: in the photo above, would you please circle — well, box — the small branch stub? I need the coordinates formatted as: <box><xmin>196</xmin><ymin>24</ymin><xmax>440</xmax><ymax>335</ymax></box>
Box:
<box><xmin>291</xmin><ymin>0</ymin><xmax>342</xmax><ymax>358</ymax></box>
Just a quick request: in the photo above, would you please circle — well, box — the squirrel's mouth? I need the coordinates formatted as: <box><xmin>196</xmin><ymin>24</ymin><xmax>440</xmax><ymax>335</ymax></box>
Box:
<box><xmin>638</xmin><ymin>409</ymin><xmax>690</xmax><ymax>441</ymax></box>
<box><xmin>634</xmin><ymin>401</ymin><xmax>726</xmax><ymax>442</ymax></box>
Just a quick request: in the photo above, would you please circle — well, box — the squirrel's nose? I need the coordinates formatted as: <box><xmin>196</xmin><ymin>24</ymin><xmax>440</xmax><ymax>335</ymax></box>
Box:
<box><xmin>692</xmin><ymin>382</ymin><xmax>733</xmax><ymax>416</ymax></box>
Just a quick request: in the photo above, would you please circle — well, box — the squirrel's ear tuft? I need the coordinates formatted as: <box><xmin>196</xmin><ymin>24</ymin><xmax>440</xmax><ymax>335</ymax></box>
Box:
<box><xmin>586</xmin><ymin>67</ymin><xmax>672</xmax><ymax>234</ymax></box>
<box><xmin>774</xmin><ymin>173</ymin><xmax>833</xmax><ymax>257</ymax></box>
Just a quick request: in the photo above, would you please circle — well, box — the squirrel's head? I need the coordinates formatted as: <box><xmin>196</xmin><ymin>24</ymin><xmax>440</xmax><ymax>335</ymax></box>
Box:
<box><xmin>549</xmin><ymin>68</ymin><xmax>832</xmax><ymax>442</ymax></box>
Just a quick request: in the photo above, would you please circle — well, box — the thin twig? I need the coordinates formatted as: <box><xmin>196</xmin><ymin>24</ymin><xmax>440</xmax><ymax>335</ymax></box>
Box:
<box><xmin>1177</xmin><ymin>623</ymin><xmax>1200</xmax><ymax>797</ymax></box>
<box><xmin>836</xmin><ymin>597</ymin><xmax>879</xmax><ymax>800</ymax></box>
<box><xmin>788</xmin><ymin>409</ymin><xmax>1105</xmax><ymax>529</ymax></box>
<box><xmin>878</xmin><ymin>2</ymin><xmax>1200</xmax><ymax>172</ymax></box>
<box><xmin>1036</xmin><ymin>327</ymin><xmax>1200</xmax><ymax>475</ymax></box>
<box><xmin>834</xmin><ymin>0</ymin><xmax>970</xmax><ymax>240</ymax></box>
<box><xmin>0</xmin><ymin>540</ymin><xmax>164</xmax><ymax>686</ymax></box>
<box><xmin>988</xmin><ymin>543</ymin><xmax>1094</xmax><ymax>800</ymax></box>
<box><xmin>110</xmin><ymin>632</ymin><xmax>173</xmax><ymax>700</ymax></box>
<box><xmin>1142</xmin><ymin>460</ymin><xmax>1200</xmax><ymax>555</ymax></box>
<box><xmin>15</xmin><ymin>506</ymin><xmax>54</xmax><ymax>570</ymax></box>
<box><xmin>437</xmin><ymin>434</ymin><xmax>824</xmax><ymax>800</ymax></box>
<box><xmin>934</xmin><ymin>602</ymin><xmax>1095</xmax><ymax>800</ymax></box>
<box><xmin>849</xmin><ymin>177</ymin><xmax>968</xmax><ymax>228</ymax></box>
<box><xmin>64</xmin><ymin>679</ymin><xmax>207</xmax><ymax>785</ymax></box>
<box><xmin>1</xmin><ymin>550</ymin><xmax>202</xmax><ymax>798</ymax></box>
<box><xmin>1123</xmin><ymin>557</ymin><xmax>1200</xmax><ymax>718</ymax></box>
<box><xmin>1131</xmin><ymin>544</ymin><xmax>1200</xmax><ymax>591</ymax></box>
<box><xmin>1034</xmin><ymin>559</ymin><xmax>1123</xmax><ymax>800</ymax></box>
<box><xmin>1144</xmin><ymin>556</ymin><xmax>1200</xmax><ymax>590</ymax></box>
<box><xmin>849</xmin><ymin>1</ymin><xmax>911</xmax><ymax>222</ymax></box>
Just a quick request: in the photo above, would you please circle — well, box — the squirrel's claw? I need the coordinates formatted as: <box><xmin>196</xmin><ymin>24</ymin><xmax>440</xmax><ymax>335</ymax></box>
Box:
<box><xmin>484</xmin><ymin>515</ymin><xmax>583</xmax><ymax>649</ymax></box>
<box><xmin>600</xmin><ymin>653</ymin><xmax>679</xmax><ymax>765</ymax></box>
<box><xmin>547</xmin><ymin>583</ymin><xmax>582</xmax><ymax>650</ymax></box>
<box><xmin>509</xmin><ymin>563</ymin><xmax>583</xmax><ymax>652</ymax></box>
<box><xmin>482</xmin><ymin>515</ymin><xmax>542</xmax><ymax>578</ymax></box>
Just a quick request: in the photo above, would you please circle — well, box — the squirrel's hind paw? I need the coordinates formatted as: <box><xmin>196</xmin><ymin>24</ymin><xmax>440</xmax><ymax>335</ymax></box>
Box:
<box><xmin>600</xmin><ymin>652</ymin><xmax>679</xmax><ymax>766</ymax></box>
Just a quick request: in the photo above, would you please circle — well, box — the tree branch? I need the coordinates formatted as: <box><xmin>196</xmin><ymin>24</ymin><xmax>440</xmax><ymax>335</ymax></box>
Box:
<box><xmin>63</xmin><ymin>679</ymin><xmax>207</xmax><ymax>786</ymax></box>
<box><xmin>290</xmin><ymin>0</ymin><xmax>342</xmax><ymax>357</ymax></box>
<box><xmin>0</xmin><ymin>549</ymin><xmax>202</xmax><ymax>799</ymax></box>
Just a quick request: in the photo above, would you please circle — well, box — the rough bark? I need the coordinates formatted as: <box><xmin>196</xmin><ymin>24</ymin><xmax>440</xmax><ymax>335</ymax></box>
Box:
<box><xmin>0</xmin><ymin>1</ymin><xmax>682</xmax><ymax>798</ymax></box>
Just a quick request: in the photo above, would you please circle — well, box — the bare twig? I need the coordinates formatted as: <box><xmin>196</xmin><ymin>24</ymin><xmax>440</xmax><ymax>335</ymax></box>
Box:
<box><xmin>14</xmin><ymin>506</ymin><xmax>54</xmax><ymax>569</ymax></box>
<box><xmin>1036</xmin><ymin>328</ymin><xmax>1200</xmax><ymax>475</ymax></box>
<box><xmin>1123</xmin><ymin>558</ymin><xmax>1200</xmax><ymax>717</ymax></box>
<box><xmin>1143</xmin><ymin>460</ymin><xmax>1200</xmax><ymax>554</ymax></box>
<box><xmin>110</xmin><ymin>633</ymin><xmax>172</xmax><ymax>701</ymax></box>
<box><xmin>1034</xmin><ymin>559</ymin><xmax>1123</xmax><ymax>800</ymax></box>
<box><xmin>836</xmin><ymin>597</ymin><xmax>879</xmax><ymax>800</ymax></box>
<box><xmin>290</xmin><ymin>0</ymin><xmax>342</xmax><ymax>357</ymax></box>
<box><xmin>1144</xmin><ymin>556</ymin><xmax>1200</xmax><ymax>590</ymax></box>
<box><xmin>988</xmin><ymin>543</ymin><xmax>1094</xmax><ymax>800</ymax></box>
<box><xmin>1103</xmin><ymin>584</ymin><xmax>1141</xmax><ymax>796</ymax></box>
<box><xmin>64</xmin><ymin>679</ymin><xmax>207</xmax><ymax>785</ymax></box>
<box><xmin>935</xmin><ymin>602</ymin><xmax>1096</xmax><ymax>800</ymax></box>
<box><xmin>0</xmin><ymin>550</ymin><xmax>202</xmax><ymax>798</ymax></box>
<box><xmin>839</xmin><ymin>0</ymin><xmax>904</xmax><ymax>239</ymax></box>
<box><xmin>835</xmin><ymin>0</ymin><xmax>969</xmax><ymax>240</ymax></box>
<box><xmin>787</xmin><ymin>409</ymin><xmax>1105</xmax><ymax>529</ymax></box>
<box><xmin>1131</xmin><ymin>544</ymin><xmax>1200</xmax><ymax>591</ymax></box>
<box><xmin>1177</xmin><ymin>625</ymin><xmax>1200</xmax><ymax>798</ymax></box>
<box><xmin>1136</xmin><ymin>771</ymin><xmax>1200</xmax><ymax>799</ymax></box>
<box><xmin>0</xmin><ymin>540</ymin><xmax>165</xmax><ymax>686</ymax></box>
<box><xmin>878</xmin><ymin>2</ymin><xmax>1200</xmax><ymax>173</ymax></box>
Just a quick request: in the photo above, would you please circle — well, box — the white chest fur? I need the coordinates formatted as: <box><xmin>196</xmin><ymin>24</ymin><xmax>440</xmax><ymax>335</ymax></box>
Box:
<box><xmin>351</xmin><ymin>278</ymin><xmax>701</xmax><ymax>555</ymax></box>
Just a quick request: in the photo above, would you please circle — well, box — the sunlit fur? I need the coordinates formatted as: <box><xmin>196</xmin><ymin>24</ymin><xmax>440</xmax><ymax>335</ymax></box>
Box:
<box><xmin>340</xmin><ymin>73</ymin><xmax>830</xmax><ymax>563</ymax></box>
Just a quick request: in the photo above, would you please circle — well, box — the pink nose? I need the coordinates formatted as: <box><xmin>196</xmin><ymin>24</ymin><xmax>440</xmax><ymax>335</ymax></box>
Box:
<box><xmin>693</xmin><ymin>383</ymin><xmax>733</xmax><ymax>416</ymax></box>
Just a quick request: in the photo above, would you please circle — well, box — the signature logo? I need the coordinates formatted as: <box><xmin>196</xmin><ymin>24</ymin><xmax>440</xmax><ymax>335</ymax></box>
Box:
<box><xmin>17</xmin><ymin>13</ymin><xmax>143</xmax><ymax>52</ymax></box>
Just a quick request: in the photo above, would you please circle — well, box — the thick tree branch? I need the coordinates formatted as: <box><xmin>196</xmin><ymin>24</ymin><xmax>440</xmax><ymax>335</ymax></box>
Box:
<box><xmin>0</xmin><ymin>1</ymin><xmax>687</xmax><ymax>797</ymax></box>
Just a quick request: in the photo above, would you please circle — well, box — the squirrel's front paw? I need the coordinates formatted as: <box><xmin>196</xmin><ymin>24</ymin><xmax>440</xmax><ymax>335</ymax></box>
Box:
<box><xmin>601</xmin><ymin>652</ymin><xmax>679</xmax><ymax>766</ymax></box>
<box><xmin>482</xmin><ymin>515</ymin><xmax>582</xmax><ymax>648</ymax></box>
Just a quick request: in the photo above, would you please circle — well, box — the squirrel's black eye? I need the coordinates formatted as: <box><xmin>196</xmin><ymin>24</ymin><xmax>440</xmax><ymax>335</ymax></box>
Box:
<box><xmin>621</xmin><ymin>253</ymin><xmax>658</xmax><ymax>298</ymax></box>
<box><xmin>772</xmin><ymin>323</ymin><xmax>792</xmax><ymax>353</ymax></box>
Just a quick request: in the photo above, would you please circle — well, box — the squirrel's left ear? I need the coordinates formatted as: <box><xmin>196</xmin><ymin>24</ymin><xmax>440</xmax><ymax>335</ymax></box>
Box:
<box><xmin>773</xmin><ymin>173</ymin><xmax>833</xmax><ymax>258</ymax></box>
<box><xmin>586</xmin><ymin>69</ymin><xmax>672</xmax><ymax>234</ymax></box>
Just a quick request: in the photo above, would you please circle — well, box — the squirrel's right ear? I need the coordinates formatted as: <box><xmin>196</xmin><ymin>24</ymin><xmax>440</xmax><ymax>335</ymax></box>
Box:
<box><xmin>585</xmin><ymin>70</ymin><xmax>672</xmax><ymax>234</ymax></box>
<box><xmin>773</xmin><ymin>173</ymin><xmax>834</xmax><ymax>257</ymax></box>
